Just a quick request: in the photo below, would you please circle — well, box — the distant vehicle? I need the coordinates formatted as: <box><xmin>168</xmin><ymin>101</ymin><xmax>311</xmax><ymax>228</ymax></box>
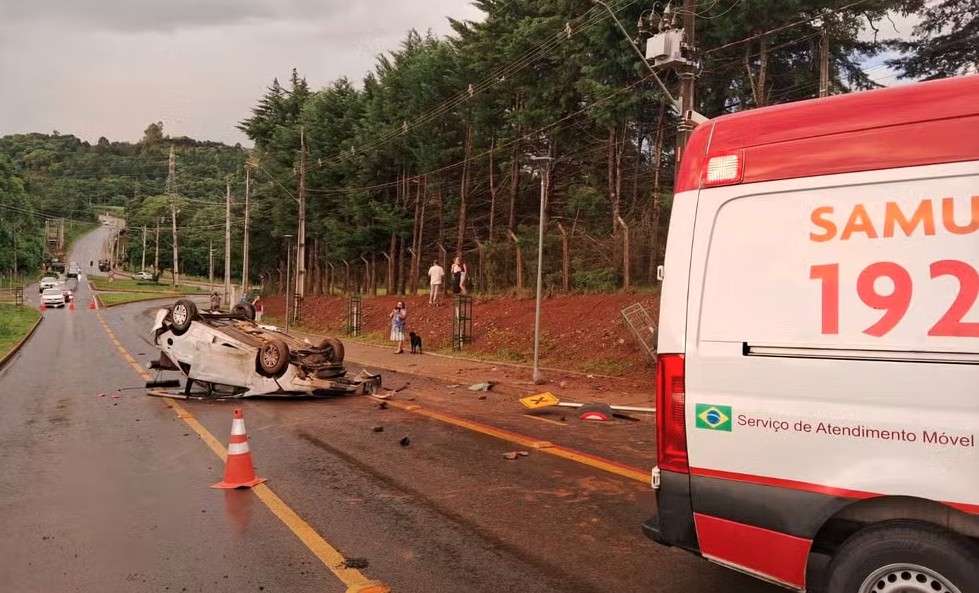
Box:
<box><xmin>133</xmin><ymin>271</ymin><xmax>153</xmax><ymax>281</ymax></box>
<box><xmin>150</xmin><ymin>299</ymin><xmax>380</xmax><ymax>397</ymax></box>
<box><xmin>39</xmin><ymin>277</ymin><xmax>58</xmax><ymax>292</ymax></box>
<box><xmin>41</xmin><ymin>288</ymin><xmax>66</xmax><ymax>308</ymax></box>
<box><xmin>61</xmin><ymin>289</ymin><xmax>73</xmax><ymax>302</ymax></box>
<box><xmin>67</xmin><ymin>265</ymin><xmax>81</xmax><ymax>278</ymax></box>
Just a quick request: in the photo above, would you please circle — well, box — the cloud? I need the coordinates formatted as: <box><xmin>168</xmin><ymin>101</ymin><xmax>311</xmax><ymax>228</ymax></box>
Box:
<box><xmin>0</xmin><ymin>0</ymin><xmax>484</xmax><ymax>144</ymax></box>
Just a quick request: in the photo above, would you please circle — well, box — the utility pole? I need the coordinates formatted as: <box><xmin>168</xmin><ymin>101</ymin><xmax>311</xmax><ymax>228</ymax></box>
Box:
<box><xmin>677</xmin><ymin>0</ymin><xmax>697</xmax><ymax>159</ymax></box>
<box><xmin>224</xmin><ymin>177</ymin><xmax>232</xmax><ymax>305</ymax></box>
<box><xmin>283</xmin><ymin>235</ymin><xmax>294</xmax><ymax>334</ymax></box>
<box><xmin>819</xmin><ymin>23</ymin><xmax>830</xmax><ymax>97</ymax></box>
<box><xmin>141</xmin><ymin>225</ymin><xmax>147</xmax><ymax>272</ymax></box>
<box><xmin>154</xmin><ymin>217</ymin><xmax>161</xmax><ymax>274</ymax></box>
<box><xmin>209</xmin><ymin>239</ymin><xmax>214</xmax><ymax>292</ymax></box>
<box><xmin>296</xmin><ymin>127</ymin><xmax>307</xmax><ymax>324</ymax></box>
<box><xmin>166</xmin><ymin>145</ymin><xmax>180</xmax><ymax>287</ymax></box>
<box><xmin>242</xmin><ymin>164</ymin><xmax>251</xmax><ymax>295</ymax></box>
<box><xmin>529</xmin><ymin>155</ymin><xmax>554</xmax><ymax>385</ymax></box>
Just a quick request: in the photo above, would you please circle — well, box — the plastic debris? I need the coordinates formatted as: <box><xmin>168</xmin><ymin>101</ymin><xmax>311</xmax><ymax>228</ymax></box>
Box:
<box><xmin>468</xmin><ymin>382</ymin><xmax>494</xmax><ymax>392</ymax></box>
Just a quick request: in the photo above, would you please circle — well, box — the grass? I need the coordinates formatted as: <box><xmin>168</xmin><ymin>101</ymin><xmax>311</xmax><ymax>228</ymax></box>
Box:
<box><xmin>98</xmin><ymin>292</ymin><xmax>178</xmax><ymax>307</ymax></box>
<box><xmin>0</xmin><ymin>304</ymin><xmax>42</xmax><ymax>361</ymax></box>
<box><xmin>580</xmin><ymin>357</ymin><xmax>635</xmax><ymax>376</ymax></box>
<box><xmin>89</xmin><ymin>277</ymin><xmax>204</xmax><ymax>294</ymax></box>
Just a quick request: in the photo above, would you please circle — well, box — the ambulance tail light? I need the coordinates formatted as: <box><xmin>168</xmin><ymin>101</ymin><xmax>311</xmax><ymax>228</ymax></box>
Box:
<box><xmin>656</xmin><ymin>353</ymin><xmax>688</xmax><ymax>473</ymax></box>
<box><xmin>702</xmin><ymin>152</ymin><xmax>743</xmax><ymax>187</ymax></box>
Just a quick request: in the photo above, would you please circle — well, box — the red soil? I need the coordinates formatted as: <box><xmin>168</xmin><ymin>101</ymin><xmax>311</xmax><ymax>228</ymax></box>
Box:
<box><xmin>263</xmin><ymin>291</ymin><xmax>659</xmax><ymax>384</ymax></box>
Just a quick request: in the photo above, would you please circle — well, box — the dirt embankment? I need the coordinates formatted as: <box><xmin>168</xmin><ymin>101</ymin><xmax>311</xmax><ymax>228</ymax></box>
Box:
<box><xmin>264</xmin><ymin>292</ymin><xmax>658</xmax><ymax>384</ymax></box>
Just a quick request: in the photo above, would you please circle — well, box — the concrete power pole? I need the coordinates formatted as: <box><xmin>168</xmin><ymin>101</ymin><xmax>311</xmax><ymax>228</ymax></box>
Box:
<box><xmin>242</xmin><ymin>164</ymin><xmax>251</xmax><ymax>295</ymax></box>
<box><xmin>224</xmin><ymin>177</ymin><xmax>232</xmax><ymax>305</ymax></box>
<box><xmin>296</xmin><ymin>127</ymin><xmax>307</xmax><ymax>324</ymax></box>
<box><xmin>141</xmin><ymin>225</ymin><xmax>147</xmax><ymax>272</ymax></box>
<box><xmin>819</xmin><ymin>24</ymin><xmax>830</xmax><ymax>97</ymax></box>
<box><xmin>154</xmin><ymin>217</ymin><xmax>160</xmax><ymax>274</ymax></box>
<box><xmin>166</xmin><ymin>145</ymin><xmax>180</xmax><ymax>287</ymax></box>
<box><xmin>209</xmin><ymin>239</ymin><xmax>214</xmax><ymax>292</ymax></box>
<box><xmin>677</xmin><ymin>0</ymin><xmax>697</xmax><ymax>158</ymax></box>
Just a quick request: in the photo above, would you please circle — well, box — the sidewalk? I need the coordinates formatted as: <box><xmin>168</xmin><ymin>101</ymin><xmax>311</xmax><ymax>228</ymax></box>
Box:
<box><xmin>287</xmin><ymin>327</ymin><xmax>654</xmax><ymax>409</ymax></box>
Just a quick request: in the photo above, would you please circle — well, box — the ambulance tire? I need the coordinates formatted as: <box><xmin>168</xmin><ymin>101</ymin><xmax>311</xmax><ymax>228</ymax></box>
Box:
<box><xmin>826</xmin><ymin>520</ymin><xmax>979</xmax><ymax>593</ymax></box>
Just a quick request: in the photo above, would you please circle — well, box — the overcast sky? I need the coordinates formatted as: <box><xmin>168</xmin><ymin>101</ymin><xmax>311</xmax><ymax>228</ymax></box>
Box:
<box><xmin>0</xmin><ymin>0</ymin><xmax>484</xmax><ymax>145</ymax></box>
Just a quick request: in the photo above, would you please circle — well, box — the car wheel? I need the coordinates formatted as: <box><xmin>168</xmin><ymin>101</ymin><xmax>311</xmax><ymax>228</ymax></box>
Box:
<box><xmin>826</xmin><ymin>521</ymin><xmax>978</xmax><ymax>593</ymax></box>
<box><xmin>257</xmin><ymin>338</ymin><xmax>290</xmax><ymax>377</ymax></box>
<box><xmin>169</xmin><ymin>299</ymin><xmax>198</xmax><ymax>336</ymax></box>
<box><xmin>232</xmin><ymin>302</ymin><xmax>256</xmax><ymax>321</ymax></box>
<box><xmin>316</xmin><ymin>337</ymin><xmax>345</xmax><ymax>364</ymax></box>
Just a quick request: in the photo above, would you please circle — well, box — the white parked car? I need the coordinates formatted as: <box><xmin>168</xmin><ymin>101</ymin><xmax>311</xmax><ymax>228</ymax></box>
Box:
<box><xmin>133</xmin><ymin>271</ymin><xmax>153</xmax><ymax>281</ymax></box>
<box><xmin>150</xmin><ymin>299</ymin><xmax>380</xmax><ymax>397</ymax></box>
<box><xmin>41</xmin><ymin>288</ymin><xmax>66</xmax><ymax>308</ymax></box>
<box><xmin>39</xmin><ymin>276</ymin><xmax>58</xmax><ymax>292</ymax></box>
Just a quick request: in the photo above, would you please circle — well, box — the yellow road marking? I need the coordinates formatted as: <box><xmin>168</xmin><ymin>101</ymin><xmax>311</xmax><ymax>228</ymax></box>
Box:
<box><xmin>95</xmin><ymin>311</ymin><xmax>389</xmax><ymax>593</ymax></box>
<box><xmin>390</xmin><ymin>401</ymin><xmax>649</xmax><ymax>484</ymax></box>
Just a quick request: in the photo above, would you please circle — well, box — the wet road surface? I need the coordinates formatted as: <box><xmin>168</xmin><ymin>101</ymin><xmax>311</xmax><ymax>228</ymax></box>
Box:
<box><xmin>0</xmin><ymin>225</ymin><xmax>782</xmax><ymax>593</ymax></box>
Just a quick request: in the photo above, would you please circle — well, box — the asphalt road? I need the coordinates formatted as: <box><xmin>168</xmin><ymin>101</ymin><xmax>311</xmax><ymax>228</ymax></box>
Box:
<box><xmin>0</xmin><ymin>225</ymin><xmax>782</xmax><ymax>593</ymax></box>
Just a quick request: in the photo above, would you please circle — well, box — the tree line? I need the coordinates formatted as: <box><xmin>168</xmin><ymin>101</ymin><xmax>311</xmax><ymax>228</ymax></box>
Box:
<box><xmin>1</xmin><ymin>0</ymin><xmax>974</xmax><ymax>292</ymax></box>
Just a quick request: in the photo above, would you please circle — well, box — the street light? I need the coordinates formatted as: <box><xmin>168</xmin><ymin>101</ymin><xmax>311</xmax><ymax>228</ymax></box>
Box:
<box><xmin>529</xmin><ymin>155</ymin><xmax>554</xmax><ymax>385</ymax></box>
<box><xmin>283</xmin><ymin>234</ymin><xmax>294</xmax><ymax>334</ymax></box>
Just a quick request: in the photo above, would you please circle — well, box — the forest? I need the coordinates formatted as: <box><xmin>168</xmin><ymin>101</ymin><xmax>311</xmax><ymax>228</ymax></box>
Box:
<box><xmin>1</xmin><ymin>0</ymin><xmax>975</xmax><ymax>291</ymax></box>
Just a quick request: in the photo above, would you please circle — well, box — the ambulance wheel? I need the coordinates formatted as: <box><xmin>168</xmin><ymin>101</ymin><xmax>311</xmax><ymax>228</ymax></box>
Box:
<box><xmin>316</xmin><ymin>337</ymin><xmax>345</xmax><ymax>364</ymax></box>
<box><xmin>826</xmin><ymin>521</ymin><xmax>978</xmax><ymax>593</ymax></box>
<box><xmin>232</xmin><ymin>302</ymin><xmax>256</xmax><ymax>321</ymax></box>
<box><xmin>169</xmin><ymin>299</ymin><xmax>198</xmax><ymax>336</ymax></box>
<box><xmin>257</xmin><ymin>338</ymin><xmax>290</xmax><ymax>377</ymax></box>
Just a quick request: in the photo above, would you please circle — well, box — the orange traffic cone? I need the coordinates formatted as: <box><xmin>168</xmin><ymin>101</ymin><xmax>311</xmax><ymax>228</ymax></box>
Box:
<box><xmin>89</xmin><ymin>299</ymin><xmax>97</xmax><ymax>310</ymax></box>
<box><xmin>69</xmin><ymin>301</ymin><xmax>75</xmax><ymax>311</ymax></box>
<box><xmin>212</xmin><ymin>409</ymin><xmax>266</xmax><ymax>489</ymax></box>
<box><xmin>39</xmin><ymin>302</ymin><xmax>46</xmax><ymax>313</ymax></box>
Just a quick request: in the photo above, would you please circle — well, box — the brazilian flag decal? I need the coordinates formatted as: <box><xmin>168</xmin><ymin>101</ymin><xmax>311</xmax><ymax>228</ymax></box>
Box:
<box><xmin>695</xmin><ymin>404</ymin><xmax>732</xmax><ymax>432</ymax></box>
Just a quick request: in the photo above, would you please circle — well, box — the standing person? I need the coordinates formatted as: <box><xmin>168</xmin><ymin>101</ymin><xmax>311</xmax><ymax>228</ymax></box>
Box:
<box><xmin>451</xmin><ymin>257</ymin><xmax>462</xmax><ymax>295</ymax></box>
<box><xmin>389</xmin><ymin>301</ymin><xmax>407</xmax><ymax>354</ymax></box>
<box><xmin>209</xmin><ymin>291</ymin><xmax>221</xmax><ymax>311</ymax></box>
<box><xmin>428</xmin><ymin>259</ymin><xmax>444</xmax><ymax>306</ymax></box>
<box><xmin>460</xmin><ymin>259</ymin><xmax>469</xmax><ymax>295</ymax></box>
<box><xmin>253</xmin><ymin>294</ymin><xmax>263</xmax><ymax>322</ymax></box>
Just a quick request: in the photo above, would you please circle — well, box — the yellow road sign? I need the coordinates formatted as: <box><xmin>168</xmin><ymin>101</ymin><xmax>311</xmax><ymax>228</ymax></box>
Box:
<box><xmin>520</xmin><ymin>392</ymin><xmax>560</xmax><ymax>410</ymax></box>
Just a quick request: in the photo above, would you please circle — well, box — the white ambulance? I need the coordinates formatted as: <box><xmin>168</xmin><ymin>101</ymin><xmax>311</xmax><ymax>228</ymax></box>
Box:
<box><xmin>644</xmin><ymin>74</ymin><xmax>979</xmax><ymax>593</ymax></box>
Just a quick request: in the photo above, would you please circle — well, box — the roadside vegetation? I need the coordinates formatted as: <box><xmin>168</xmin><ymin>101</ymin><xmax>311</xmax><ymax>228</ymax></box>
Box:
<box><xmin>0</xmin><ymin>304</ymin><xmax>41</xmax><ymax>361</ymax></box>
<box><xmin>98</xmin><ymin>292</ymin><xmax>180</xmax><ymax>307</ymax></box>
<box><xmin>89</xmin><ymin>276</ymin><xmax>204</xmax><ymax>294</ymax></box>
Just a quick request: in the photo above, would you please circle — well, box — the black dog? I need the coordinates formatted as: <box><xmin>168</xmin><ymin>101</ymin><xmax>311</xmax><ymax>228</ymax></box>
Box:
<box><xmin>409</xmin><ymin>332</ymin><xmax>423</xmax><ymax>354</ymax></box>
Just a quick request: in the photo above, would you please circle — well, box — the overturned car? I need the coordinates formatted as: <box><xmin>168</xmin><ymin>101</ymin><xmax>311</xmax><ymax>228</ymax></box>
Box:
<box><xmin>149</xmin><ymin>298</ymin><xmax>380</xmax><ymax>397</ymax></box>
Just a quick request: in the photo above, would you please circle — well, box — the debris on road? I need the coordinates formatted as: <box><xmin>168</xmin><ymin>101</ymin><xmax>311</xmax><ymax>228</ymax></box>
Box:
<box><xmin>502</xmin><ymin>452</ymin><xmax>519</xmax><ymax>460</ymax></box>
<box><xmin>377</xmin><ymin>401</ymin><xmax>389</xmax><ymax>410</ymax></box>
<box><xmin>519</xmin><ymin>391</ymin><xmax>654</xmax><ymax>415</ymax></box>
<box><xmin>577</xmin><ymin>403</ymin><xmax>613</xmax><ymax>421</ymax></box>
<box><xmin>518</xmin><ymin>451</ymin><xmax>529</xmax><ymax>457</ymax></box>
<box><xmin>341</xmin><ymin>558</ymin><xmax>370</xmax><ymax>570</ymax></box>
<box><xmin>468</xmin><ymin>382</ymin><xmax>494</xmax><ymax>392</ymax></box>
<box><xmin>398</xmin><ymin>436</ymin><xmax>411</xmax><ymax>447</ymax></box>
<box><xmin>478</xmin><ymin>395</ymin><xmax>487</xmax><ymax>400</ymax></box>
<box><xmin>372</xmin><ymin>425</ymin><xmax>384</xmax><ymax>433</ymax></box>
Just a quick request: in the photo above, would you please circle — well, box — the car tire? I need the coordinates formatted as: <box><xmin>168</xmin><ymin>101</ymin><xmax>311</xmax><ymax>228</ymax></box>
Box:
<box><xmin>316</xmin><ymin>337</ymin><xmax>345</xmax><ymax>364</ymax></box>
<box><xmin>257</xmin><ymin>338</ymin><xmax>290</xmax><ymax>377</ymax></box>
<box><xmin>232</xmin><ymin>302</ymin><xmax>256</xmax><ymax>321</ymax></box>
<box><xmin>169</xmin><ymin>299</ymin><xmax>198</xmax><ymax>336</ymax></box>
<box><xmin>825</xmin><ymin>520</ymin><xmax>979</xmax><ymax>593</ymax></box>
